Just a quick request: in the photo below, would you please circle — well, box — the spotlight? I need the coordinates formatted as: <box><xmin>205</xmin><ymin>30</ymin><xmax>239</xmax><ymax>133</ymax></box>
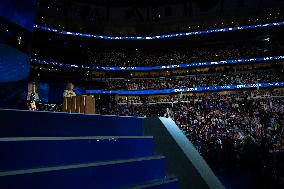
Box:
<box><xmin>263</xmin><ymin>37</ymin><xmax>270</xmax><ymax>42</ymax></box>
<box><xmin>18</xmin><ymin>36</ymin><xmax>22</xmax><ymax>45</ymax></box>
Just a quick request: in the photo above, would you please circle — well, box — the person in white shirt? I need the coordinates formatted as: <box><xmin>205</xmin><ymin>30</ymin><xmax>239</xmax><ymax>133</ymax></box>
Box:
<box><xmin>63</xmin><ymin>83</ymin><xmax>76</xmax><ymax>97</ymax></box>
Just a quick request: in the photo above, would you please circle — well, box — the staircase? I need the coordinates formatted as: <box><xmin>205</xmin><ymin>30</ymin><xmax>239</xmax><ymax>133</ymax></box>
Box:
<box><xmin>0</xmin><ymin>109</ymin><xmax>178</xmax><ymax>189</ymax></box>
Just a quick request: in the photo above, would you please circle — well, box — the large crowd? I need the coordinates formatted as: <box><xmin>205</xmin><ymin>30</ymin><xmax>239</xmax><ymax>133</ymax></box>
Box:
<box><xmin>105</xmin><ymin>70</ymin><xmax>281</xmax><ymax>90</ymax></box>
<box><xmin>97</xmin><ymin>89</ymin><xmax>284</xmax><ymax>186</ymax></box>
<box><xmin>86</xmin><ymin>41</ymin><xmax>281</xmax><ymax>67</ymax></box>
<box><xmin>98</xmin><ymin>90</ymin><xmax>284</xmax><ymax>153</ymax></box>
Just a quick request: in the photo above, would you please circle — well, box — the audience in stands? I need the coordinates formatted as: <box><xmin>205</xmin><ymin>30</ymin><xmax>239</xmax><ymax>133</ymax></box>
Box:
<box><xmin>98</xmin><ymin>90</ymin><xmax>284</xmax><ymax>157</ymax></box>
<box><xmin>86</xmin><ymin>41</ymin><xmax>282</xmax><ymax>67</ymax></box>
<box><xmin>105</xmin><ymin>70</ymin><xmax>281</xmax><ymax>90</ymax></box>
<box><xmin>97</xmin><ymin>89</ymin><xmax>284</xmax><ymax>186</ymax></box>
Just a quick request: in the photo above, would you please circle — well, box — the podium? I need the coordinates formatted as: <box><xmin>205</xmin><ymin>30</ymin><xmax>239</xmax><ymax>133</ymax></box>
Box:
<box><xmin>63</xmin><ymin>96</ymin><xmax>96</xmax><ymax>114</ymax></box>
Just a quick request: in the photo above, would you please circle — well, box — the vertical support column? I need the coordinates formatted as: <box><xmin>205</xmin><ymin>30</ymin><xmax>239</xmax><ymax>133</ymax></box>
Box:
<box><xmin>71</xmin><ymin>96</ymin><xmax>76</xmax><ymax>113</ymax></box>
<box><xmin>67</xmin><ymin>97</ymin><xmax>72</xmax><ymax>113</ymax></box>
<box><xmin>80</xmin><ymin>96</ymin><xmax>86</xmax><ymax>114</ymax></box>
<box><xmin>75</xmin><ymin>96</ymin><xmax>81</xmax><ymax>113</ymax></box>
<box><xmin>85</xmin><ymin>96</ymin><xmax>96</xmax><ymax>114</ymax></box>
<box><xmin>62</xmin><ymin>97</ymin><xmax>68</xmax><ymax>112</ymax></box>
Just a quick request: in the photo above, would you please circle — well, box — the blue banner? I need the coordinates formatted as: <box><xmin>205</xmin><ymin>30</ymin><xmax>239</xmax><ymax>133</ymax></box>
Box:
<box><xmin>34</xmin><ymin>21</ymin><xmax>284</xmax><ymax>40</ymax></box>
<box><xmin>86</xmin><ymin>82</ymin><xmax>284</xmax><ymax>95</ymax></box>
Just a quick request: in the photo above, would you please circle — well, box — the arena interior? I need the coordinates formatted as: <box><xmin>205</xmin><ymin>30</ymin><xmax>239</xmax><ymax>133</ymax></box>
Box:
<box><xmin>0</xmin><ymin>0</ymin><xmax>284</xmax><ymax>189</ymax></box>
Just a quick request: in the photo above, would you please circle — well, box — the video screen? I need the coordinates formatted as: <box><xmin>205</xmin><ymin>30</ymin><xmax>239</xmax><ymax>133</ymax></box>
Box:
<box><xmin>0</xmin><ymin>0</ymin><xmax>36</xmax><ymax>31</ymax></box>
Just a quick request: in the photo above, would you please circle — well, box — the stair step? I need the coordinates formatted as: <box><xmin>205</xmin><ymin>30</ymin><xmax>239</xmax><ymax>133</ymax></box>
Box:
<box><xmin>127</xmin><ymin>177</ymin><xmax>179</xmax><ymax>189</ymax></box>
<box><xmin>0</xmin><ymin>136</ymin><xmax>154</xmax><ymax>171</ymax></box>
<box><xmin>0</xmin><ymin>109</ymin><xmax>143</xmax><ymax>137</ymax></box>
<box><xmin>0</xmin><ymin>156</ymin><xmax>166</xmax><ymax>189</ymax></box>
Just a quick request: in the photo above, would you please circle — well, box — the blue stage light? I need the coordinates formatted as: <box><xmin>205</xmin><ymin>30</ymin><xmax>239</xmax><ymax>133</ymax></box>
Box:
<box><xmin>33</xmin><ymin>21</ymin><xmax>284</xmax><ymax>40</ymax></box>
<box><xmin>85</xmin><ymin>82</ymin><xmax>284</xmax><ymax>95</ymax></box>
<box><xmin>31</xmin><ymin>55</ymin><xmax>284</xmax><ymax>71</ymax></box>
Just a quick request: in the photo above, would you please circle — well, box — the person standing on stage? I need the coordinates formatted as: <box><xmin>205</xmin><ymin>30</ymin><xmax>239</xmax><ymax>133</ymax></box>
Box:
<box><xmin>63</xmin><ymin>83</ymin><xmax>76</xmax><ymax>97</ymax></box>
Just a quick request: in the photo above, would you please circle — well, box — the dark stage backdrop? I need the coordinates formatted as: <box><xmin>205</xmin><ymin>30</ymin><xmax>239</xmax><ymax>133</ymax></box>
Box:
<box><xmin>0</xmin><ymin>0</ymin><xmax>36</xmax><ymax>31</ymax></box>
<box><xmin>0</xmin><ymin>0</ymin><xmax>36</xmax><ymax>108</ymax></box>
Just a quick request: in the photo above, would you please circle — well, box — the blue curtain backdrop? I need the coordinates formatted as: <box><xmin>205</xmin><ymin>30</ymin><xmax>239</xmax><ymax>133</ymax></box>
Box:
<box><xmin>0</xmin><ymin>0</ymin><xmax>36</xmax><ymax>108</ymax></box>
<box><xmin>0</xmin><ymin>0</ymin><xmax>36</xmax><ymax>31</ymax></box>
